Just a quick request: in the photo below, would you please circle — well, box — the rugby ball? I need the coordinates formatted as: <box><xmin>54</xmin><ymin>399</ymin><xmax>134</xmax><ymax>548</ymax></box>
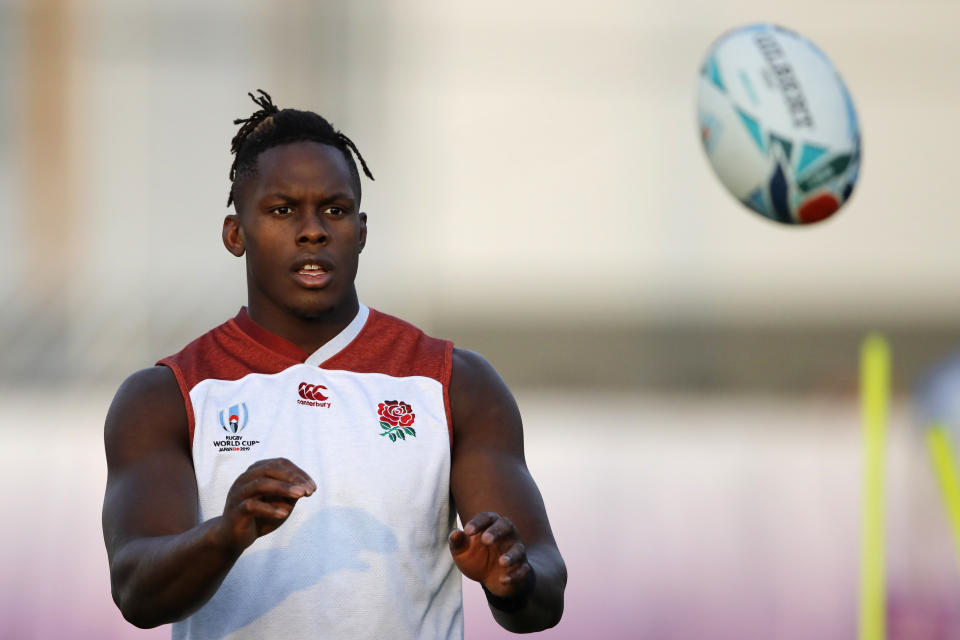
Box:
<box><xmin>697</xmin><ymin>23</ymin><xmax>861</xmax><ymax>225</ymax></box>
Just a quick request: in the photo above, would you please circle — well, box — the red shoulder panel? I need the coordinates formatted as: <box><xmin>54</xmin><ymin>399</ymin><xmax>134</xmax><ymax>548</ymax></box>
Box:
<box><xmin>321</xmin><ymin>309</ymin><xmax>450</xmax><ymax>380</ymax></box>
<box><xmin>157</xmin><ymin>310</ymin><xmax>304</xmax><ymax>445</ymax></box>
<box><xmin>321</xmin><ymin>309</ymin><xmax>454</xmax><ymax>446</ymax></box>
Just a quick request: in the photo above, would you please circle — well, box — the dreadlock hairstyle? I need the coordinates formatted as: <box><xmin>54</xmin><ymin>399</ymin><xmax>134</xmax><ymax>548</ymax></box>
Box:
<box><xmin>226</xmin><ymin>90</ymin><xmax>374</xmax><ymax>207</ymax></box>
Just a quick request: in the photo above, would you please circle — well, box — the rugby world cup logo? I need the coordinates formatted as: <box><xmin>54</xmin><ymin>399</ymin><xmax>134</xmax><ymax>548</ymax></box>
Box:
<box><xmin>218</xmin><ymin>403</ymin><xmax>249</xmax><ymax>434</ymax></box>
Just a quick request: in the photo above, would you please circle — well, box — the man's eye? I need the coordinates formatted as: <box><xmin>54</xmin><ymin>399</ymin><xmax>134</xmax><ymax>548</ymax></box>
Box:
<box><xmin>271</xmin><ymin>206</ymin><xmax>293</xmax><ymax>215</ymax></box>
<box><xmin>326</xmin><ymin>207</ymin><xmax>344</xmax><ymax>216</ymax></box>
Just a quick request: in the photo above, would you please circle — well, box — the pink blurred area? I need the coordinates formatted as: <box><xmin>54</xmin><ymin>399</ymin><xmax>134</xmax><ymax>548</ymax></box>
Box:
<box><xmin>1</xmin><ymin>393</ymin><xmax>169</xmax><ymax>640</ymax></box>
<box><xmin>4</xmin><ymin>390</ymin><xmax>960</xmax><ymax>639</ymax></box>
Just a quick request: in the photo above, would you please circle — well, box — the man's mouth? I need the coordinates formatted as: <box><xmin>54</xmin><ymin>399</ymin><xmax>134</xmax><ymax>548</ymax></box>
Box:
<box><xmin>297</xmin><ymin>264</ymin><xmax>328</xmax><ymax>277</ymax></box>
<box><xmin>292</xmin><ymin>262</ymin><xmax>333</xmax><ymax>288</ymax></box>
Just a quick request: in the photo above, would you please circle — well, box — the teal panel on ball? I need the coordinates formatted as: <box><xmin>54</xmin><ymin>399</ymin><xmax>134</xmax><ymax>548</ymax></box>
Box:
<box><xmin>797</xmin><ymin>143</ymin><xmax>827</xmax><ymax>173</ymax></box>
<box><xmin>797</xmin><ymin>153</ymin><xmax>853</xmax><ymax>192</ymax></box>
<box><xmin>735</xmin><ymin>108</ymin><xmax>765</xmax><ymax>152</ymax></box>
<box><xmin>769</xmin><ymin>134</ymin><xmax>794</xmax><ymax>161</ymax></box>
<box><xmin>705</xmin><ymin>55</ymin><xmax>726</xmax><ymax>92</ymax></box>
<box><xmin>744</xmin><ymin>187</ymin><xmax>770</xmax><ymax>216</ymax></box>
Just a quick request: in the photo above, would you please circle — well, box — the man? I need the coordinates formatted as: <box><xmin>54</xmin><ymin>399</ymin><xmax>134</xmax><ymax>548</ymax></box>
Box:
<box><xmin>102</xmin><ymin>91</ymin><xmax>566</xmax><ymax>639</ymax></box>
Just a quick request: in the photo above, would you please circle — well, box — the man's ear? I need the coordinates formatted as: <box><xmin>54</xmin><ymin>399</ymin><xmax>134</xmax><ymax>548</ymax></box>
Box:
<box><xmin>358</xmin><ymin>211</ymin><xmax>367</xmax><ymax>254</ymax></box>
<box><xmin>223</xmin><ymin>214</ymin><xmax>245</xmax><ymax>257</ymax></box>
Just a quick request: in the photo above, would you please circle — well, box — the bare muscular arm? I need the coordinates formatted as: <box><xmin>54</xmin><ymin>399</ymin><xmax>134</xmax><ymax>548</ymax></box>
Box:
<box><xmin>102</xmin><ymin>366</ymin><xmax>315</xmax><ymax>628</ymax></box>
<box><xmin>448</xmin><ymin>349</ymin><xmax>566</xmax><ymax>633</ymax></box>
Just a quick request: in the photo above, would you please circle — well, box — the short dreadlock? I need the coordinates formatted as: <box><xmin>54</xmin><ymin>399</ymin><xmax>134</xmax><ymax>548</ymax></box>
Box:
<box><xmin>227</xmin><ymin>90</ymin><xmax>374</xmax><ymax>207</ymax></box>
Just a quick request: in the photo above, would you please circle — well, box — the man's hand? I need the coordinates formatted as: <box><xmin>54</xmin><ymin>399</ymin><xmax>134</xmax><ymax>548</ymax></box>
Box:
<box><xmin>449</xmin><ymin>512</ymin><xmax>532</xmax><ymax>598</ymax></box>
<box><xmin>217</xmin><ymin>458</ymin><xmax>317</xmax><ymax>552</ymax></box>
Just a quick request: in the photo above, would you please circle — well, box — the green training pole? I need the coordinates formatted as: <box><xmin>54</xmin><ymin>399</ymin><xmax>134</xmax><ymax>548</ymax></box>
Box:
<box><xmin>925</xmin><ymin>424</ymin><xmax>960</xmax><ymax>573</ymax></box>
<box><xmin>859</xmin><ymin>333</ymin><xmax>889</xmax><ymax>640</ymax></box>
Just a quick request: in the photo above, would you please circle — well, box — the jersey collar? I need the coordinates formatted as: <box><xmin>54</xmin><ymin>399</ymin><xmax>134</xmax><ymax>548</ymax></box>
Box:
<box><xmin>305</xmin><ymin>304</ymin><xmax>369</xmax><ymax>365</ymax></box>
<box><xmin>233</xmin><ymin>304</ymin><xmax>370</xmax><ymax>365</ymax></box>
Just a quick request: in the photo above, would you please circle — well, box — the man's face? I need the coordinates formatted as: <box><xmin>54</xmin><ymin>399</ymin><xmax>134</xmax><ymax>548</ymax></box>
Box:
<box><xmin>225</xmin><ymin>141</ymin><xmax>367</xmax><ymax>321</ymax></box>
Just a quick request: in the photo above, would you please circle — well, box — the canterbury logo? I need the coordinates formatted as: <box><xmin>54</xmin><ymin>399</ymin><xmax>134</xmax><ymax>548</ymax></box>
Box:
<box><xmin>299</xmin><ymin>383</ymin><xmax>329</xmax><ymax>401</ymax></box>
<box><xmin>298</xmin><ymin>382</ymin><xmax>331</xmax><ymax>408</ymax></box>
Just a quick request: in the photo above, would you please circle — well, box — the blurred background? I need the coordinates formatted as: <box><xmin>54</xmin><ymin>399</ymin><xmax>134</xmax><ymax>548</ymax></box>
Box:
<box><xmin>2</xmin><ymin>0</ymin><xmax>960</xmax><ymax>638</ymax></box>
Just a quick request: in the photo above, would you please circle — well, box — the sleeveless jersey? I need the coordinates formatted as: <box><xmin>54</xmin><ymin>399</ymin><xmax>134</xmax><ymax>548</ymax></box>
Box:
<box><xmin>158</xmin><ymin>305</ymin><xmax>463</xmax><ymax>640</ymax></box>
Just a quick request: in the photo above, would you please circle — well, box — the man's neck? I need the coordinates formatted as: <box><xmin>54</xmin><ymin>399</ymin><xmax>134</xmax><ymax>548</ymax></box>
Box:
<box><xmin>247</xmin><ymin>293</ymin><xmax>361</xmax><ymax>356</ymax></box>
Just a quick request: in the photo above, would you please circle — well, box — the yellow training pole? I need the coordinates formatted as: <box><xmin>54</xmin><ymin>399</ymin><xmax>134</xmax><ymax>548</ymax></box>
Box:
<box><xmin>859</xmin><ymin>334</ymin><xmax>889</xmax><ymax>640</ymax></box>
<box><xmin>925</xmin><ymin>424</ymin><xmax>960</xmax><ymax>573</ymax></box>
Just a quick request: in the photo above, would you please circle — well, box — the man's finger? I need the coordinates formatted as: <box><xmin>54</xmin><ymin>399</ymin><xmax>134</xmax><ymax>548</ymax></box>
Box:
<box><xmin>463</xmin><ymin>512</ymin><xmax>497</xmax><ymax>536</ymax></box>
<box><xmin>500</xmin><ymin>562</ymin><xmax>532</xmax><ymax>585</ymax></box>
<box><xmin>233</xmin><ymin>477</ymin><xmax>311</xmax><ymax>502</ymax></box>
<box><xmin>448</xmin><ymin>529</ymin><xmax>469</xmax><ymax>554</ymax></box>
<box><xmin>241</xmin><ymin>458</ymin><xmax>316</xmax><ymax>493</ymax></box>
<box><xmin>239</xmin><ymin>497</ymin><xmax>292</xmax><ymax>520</ymax></box>
<box><xmin>480</xmin><ymin>515</ymin><xmax>515</xmax><ymax>545</ymax></box>
<box><xmin>498</xmin><ymin>541</ymin><xmax>526</xmax><ymax>567</ymax></box>
<box><xmin>260</xmin><ymin>459</ymin><xmax>316</xmax><ymax>492</ymax></box>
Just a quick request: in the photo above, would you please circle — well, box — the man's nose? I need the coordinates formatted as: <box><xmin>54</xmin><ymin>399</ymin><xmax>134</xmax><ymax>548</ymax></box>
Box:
<box><xmin>297</xmin><ymin>213</ymin><xmax>328</xmax><ymax>245</ymax></box>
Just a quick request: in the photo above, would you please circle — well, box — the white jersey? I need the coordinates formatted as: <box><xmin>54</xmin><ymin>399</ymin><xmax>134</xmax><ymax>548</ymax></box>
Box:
<box><xmin>159</xmin><ymin>305</ymin><xmax>462</xmax><ymax>639</ymax></box>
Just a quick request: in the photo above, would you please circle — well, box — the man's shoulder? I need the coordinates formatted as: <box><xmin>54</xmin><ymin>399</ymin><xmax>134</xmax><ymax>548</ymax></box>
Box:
<box><xmin>364</xmin><ymin>306</ymin><xmax>442</xmax><ymax>340</ymax></box>
<box><xmin>158</xmin><ymin>313</ymin><xmax>241</xmax><ymax>367</ymax></box>
<box><xmin>115</xmin><ymin>365</ymin><xmax>182</xmax><ymax>400</ymax></box>
<box><xmin>106</xmin><ymin>365</ymin><xmax>189</xmax><ymax>452</ymax></box>
<box><xmin>448</xmin><ymin>349</ymin><xmax>517</xmax><ymax>421</ymax></box>
<box><xmin>323</xmin><ymin>306</ymin><xmax>453</xmax><ymax>382</ymax></box>
<box><xmin>158</xmin><ymin>311</ymin><xmax>298</xmax><ymax>393</ymax></box>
